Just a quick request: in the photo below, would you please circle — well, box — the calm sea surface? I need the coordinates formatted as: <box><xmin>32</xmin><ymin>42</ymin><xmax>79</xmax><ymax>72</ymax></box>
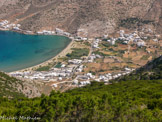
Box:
<box><xmin>0</xmin><ymin>31</ymin><xmax>71</xmax><ymax>72</ymax></box>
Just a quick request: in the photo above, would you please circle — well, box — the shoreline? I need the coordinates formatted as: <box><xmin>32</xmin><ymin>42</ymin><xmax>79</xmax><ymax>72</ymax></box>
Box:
<box><xmin>11</xmin><ymin>39</ymin><xmax>74</xmax><ymax>73</ymax></box>
<box><xmin>0</xmin><ymin>28</ymin><xmax>74</xmax><ymax>73</ymax></box>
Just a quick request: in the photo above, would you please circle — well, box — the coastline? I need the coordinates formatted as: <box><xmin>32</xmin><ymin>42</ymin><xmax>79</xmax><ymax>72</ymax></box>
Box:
<box><xmin>10</xmin><ymin>39</ymin><xmax>74</xmax><ymax>73</ymax></box>
<box><xmin>0</xmin><ymin>28</ymin><xmax>74</xmax><ymax>73</ymax></box>
<box><xmin>0</xmin><ymin>27</ymin><xmax>36</xmax><ymax>35</ymax></box>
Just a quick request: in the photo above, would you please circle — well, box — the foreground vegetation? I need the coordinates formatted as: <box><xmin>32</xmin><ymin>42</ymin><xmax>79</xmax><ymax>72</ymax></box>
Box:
<box><xmin>0</xmin><ymin>80</ymin><xmax>161</xmax><ymax>121</ymax></box>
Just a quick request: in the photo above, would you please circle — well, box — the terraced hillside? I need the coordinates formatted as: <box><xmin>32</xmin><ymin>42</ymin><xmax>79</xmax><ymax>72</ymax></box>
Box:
<box><xmin>0</xmin><ymin>0</ymin><xmax>161</xmax><ymax>37</ymax></box>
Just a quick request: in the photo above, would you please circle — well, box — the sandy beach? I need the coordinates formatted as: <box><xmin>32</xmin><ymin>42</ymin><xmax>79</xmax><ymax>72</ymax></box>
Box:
<box><xmin>0</xmin><ymin>27</ymin><xmax>10</xmax><ymax>31</ymax></box>
<box><xmin>11</xmin><ymin>39</ymin><xmax>74</xmax><ymax>73</ymax></box>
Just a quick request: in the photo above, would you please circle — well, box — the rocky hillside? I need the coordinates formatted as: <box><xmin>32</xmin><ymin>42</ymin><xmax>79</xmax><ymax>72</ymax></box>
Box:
<box><xmin>0</xmin><ymin>71</ymin><xmax>45</xmax><ymax>98</ymax></box>
<box><xmin>0</xmin><ymin>0</ymin><xmax>161</xmax><ymax>37</ymax></box>
<box><xmin>0</xmin><ymin>72</ymin><xmax>24</xmax><ymax>98</ymax></box>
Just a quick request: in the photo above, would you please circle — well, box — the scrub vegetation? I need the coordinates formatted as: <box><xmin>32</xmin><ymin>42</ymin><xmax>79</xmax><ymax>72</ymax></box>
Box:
<box><xmin>66</xmin><ymin>48</ymin><xmax>89</xmax><ymax>59</ymax></box>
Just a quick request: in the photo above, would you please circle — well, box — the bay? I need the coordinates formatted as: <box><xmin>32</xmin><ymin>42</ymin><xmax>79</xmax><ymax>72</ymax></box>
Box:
<box><xmin>0</xmin><ymin>31</ymin><xmax>71</xmax><ymax>72</ymax></box>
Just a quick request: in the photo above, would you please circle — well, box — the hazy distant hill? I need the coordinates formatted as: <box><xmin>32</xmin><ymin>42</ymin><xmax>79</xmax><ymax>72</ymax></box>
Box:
<box><xmin>0</xmin><ymin>0</ymin><xmax>161</xmax><ymax>37</ymax></box>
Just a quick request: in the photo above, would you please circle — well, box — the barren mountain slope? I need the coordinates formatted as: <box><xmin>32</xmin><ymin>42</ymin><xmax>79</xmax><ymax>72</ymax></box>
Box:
<box><xmin>0</xmin><ymin>0</ymin><xmax>161</xmax><ymax>37</ymax></box>
<box><xmin>144</xmin><ymin>0</ymin><xmax>162</xmax><ymax>34</ymax></box>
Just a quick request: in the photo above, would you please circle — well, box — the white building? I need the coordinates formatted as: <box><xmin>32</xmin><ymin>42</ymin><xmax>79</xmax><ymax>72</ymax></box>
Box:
<box><xmin>68</xmin><ymin>59</ymin><xmax>82</xmax><ymax>65</ymax></box>
<box><xmin>137</xmin><ymin>41</ymin><xmax>145</xmax><ymax>47</ymax></box>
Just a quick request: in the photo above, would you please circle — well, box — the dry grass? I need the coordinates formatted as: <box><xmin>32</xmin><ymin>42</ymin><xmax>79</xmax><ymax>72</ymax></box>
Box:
<box><xmin>104</xmin><ymin>58</ymin><xmax>115</xmax><ymax>63</ymax></box>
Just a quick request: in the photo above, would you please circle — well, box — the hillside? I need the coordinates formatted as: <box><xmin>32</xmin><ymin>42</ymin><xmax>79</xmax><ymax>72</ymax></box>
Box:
<box><xmin>0</xmin><ymin>0</ymin><xmax>161</xmax><ymax>37</ymax></box>
<box><xmin>0</xmin><ymin>72</ymin><xmax>44</xmax><ymax>98</ymax></box>
<box><xmin>115</xmin><ymin>56</ymin><xmax>162</xmax><ymax>81</ymax></box>
<box><xmin>0</xmin><ymin>72</ymin><xmax>24</xmax><ymax>98</ymax></box>
<box><xmin>0</xmin><ymin>57</ymin><xmax>161</xmax><ymax>121</ymax></box>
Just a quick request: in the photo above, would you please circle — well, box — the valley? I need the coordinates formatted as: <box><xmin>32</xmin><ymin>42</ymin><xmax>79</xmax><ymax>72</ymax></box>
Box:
<box><xmin>9</xmin><ymin>28</ymin><xmax>162</xmax><ymax>93</ymax></box>
<box><xmin>0</xmin><ymin>1</ymin><xmax>161</xmax><ymax>121</ymax></box>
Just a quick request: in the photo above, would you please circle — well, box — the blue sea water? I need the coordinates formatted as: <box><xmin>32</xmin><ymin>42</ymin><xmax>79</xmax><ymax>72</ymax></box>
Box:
<box><xmin>0</xmin><ymin>31</ymin><xmax>71</xmax><ymax>72</ymax></box>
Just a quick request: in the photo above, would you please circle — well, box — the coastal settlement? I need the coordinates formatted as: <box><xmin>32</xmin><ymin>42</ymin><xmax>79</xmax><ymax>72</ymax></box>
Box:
<box><xmin>0</xmin><ymin>19</ymin><xmax>161</xmax><ymax>92</ymax></box>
